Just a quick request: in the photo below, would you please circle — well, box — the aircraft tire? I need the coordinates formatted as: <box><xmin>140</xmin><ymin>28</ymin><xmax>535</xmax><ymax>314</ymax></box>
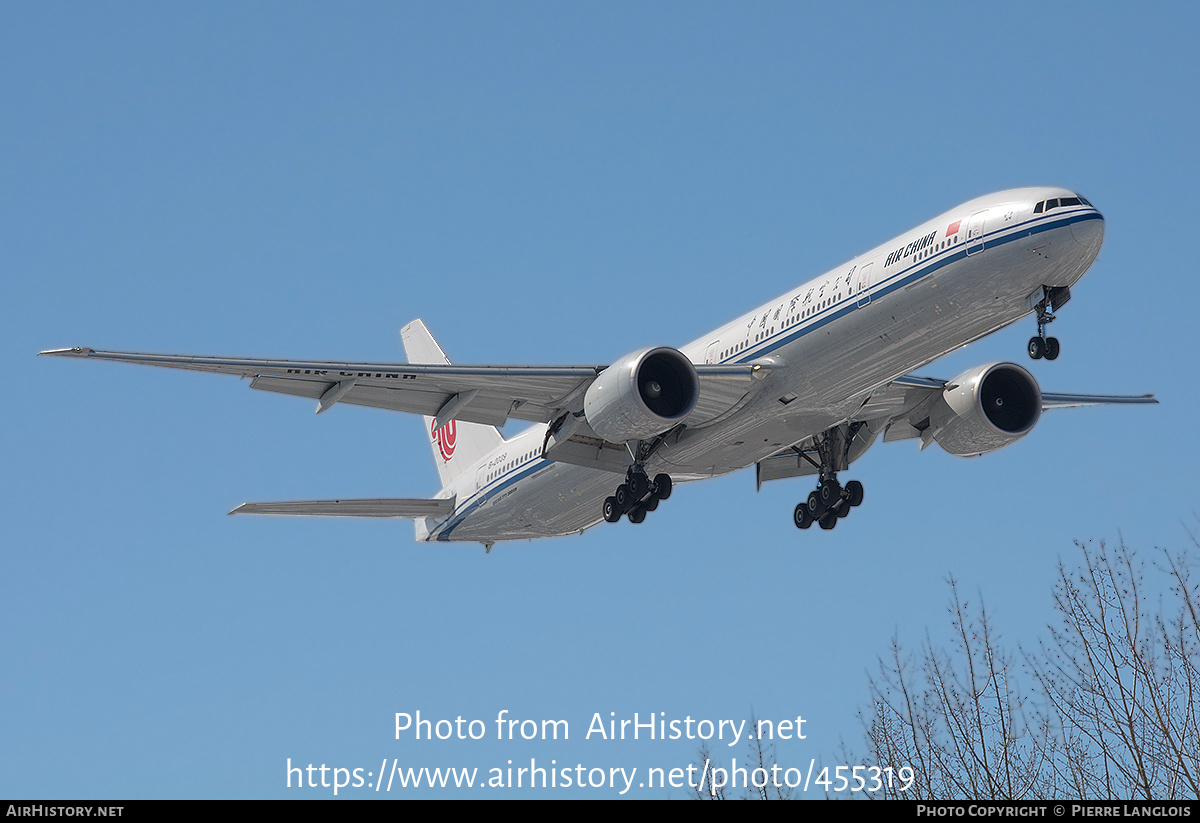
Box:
<box><xmin>819</xmin><ymin>480</ymin><xmax>840</xmax><ymax>507</ymax></box>
<box><xmin>1028</xmin><ymin>337</ymin><xmax>1045</xmax><ymax>360</ymax></box>
<box><xmin>615</xmin><ymin>484</ymin><xmax>632</xmax><ymax>511</ymax></box>
<box><xmin>846</xmin><ymin>480</ymin><xmax>864</xmax><ymax>507</ymax></box>
<box><xmin>819</xmin><ymin>512</ymin><xmax>837</xmax><ymax>530</ymax></box>
<box><xmin>628</xmin><ymin>473</ymin><xmax>647</xmax><ymax>499</ymax></box>
<box><xmin>794</xmin><ymin>503</ymin><xmax>813</xmax><ymax>529</ymax></box>
<box><xmin>653</xmin><ymin>474</ymin><xmax>672</xmax><ymax>500</ymax></box>
<box><xmin>603</xmin><ymin>497</ymin><xmax>621</xmax><ymax>523</ymax></box>
<box><xmin>628</xmin><ymin>505</ymin><xmax>646</xmax><ymax>524</ymax></box>
<box><xmin>1045</xmin><ymin>337</ymin><xmax>1060</xmax><ymax>360</ymax></box>
<box><xmin>644</xmin><ymin>494</ymin><xmax>659</xmax><ymax>512</ymax></box>
<box><xmin>807</xmin><ymin>490</ymin><xmax>825</xmax><ymax>518</ymax></box>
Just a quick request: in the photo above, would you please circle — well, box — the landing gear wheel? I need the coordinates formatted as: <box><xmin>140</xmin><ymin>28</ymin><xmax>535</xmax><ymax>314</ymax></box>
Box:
<box><xmin>603</xmin><ymin>497</ymin><xmax>621</xmax><ymax>523</ymax></box>
<box><xmin>614</xmin><ymin>484</ymin><xmax>632</xmax><ymax>512</ymax></box>
<box><xmin>643</xmin><ymin>494</ymin><xmax>659</xmax><ymax>512</ymax></box>
<box><xmin>819</xmin><ymin>479</ymin><xmax>841</xmax><ymax>508</ymax></box>
<box><xmin>628</xmin><ymin>473</ymin><xmax>647</xmax><ymax>499</ymax></box>
<box><xmin>819</xmin><ymin>512</ymin><xmax>838</xmax><ymax>530</ymax></box>
<box><xmin>1028</xmin><ymin>337</ymin><xmax>1045</xmax><ymax>360</ymax></box>
<box><xmin>627</xmin><ymin>505</ymin><xmax>646</xmax><ymax>524</ymax></box>
<box><xmin>846</xmin><ymin>480</ymin><xmax>864</xmax><ymax>507</ymax></box>
<box><xmin>794</xmin><ymin>503</ymin><xmax>813</xmax><ymax>529</ymax></box>
<box><xmin>807</xmin><ymin>490</ymin><xmax>825</xmax><ymax>518</ymax></box>
<box><xmin>1044</xmin><ymin>337</ymin><xmax>1060</xmax><ymax>361</ymax></box>
<box><xmin>653</xmin><ymin>474</ymin><xmax>672</xmax><ymax>500</ymax></box>
<box><xmin>836</xmin><ymin>501</ymin><xmax>851</xmax><ymax>518</ymax></box>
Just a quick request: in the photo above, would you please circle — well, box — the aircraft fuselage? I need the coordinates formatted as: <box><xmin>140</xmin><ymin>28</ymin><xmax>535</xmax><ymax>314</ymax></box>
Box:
<box><xmin>427</xmin><ymin>187</ymin><xmax>1105</xmax><ymax>542</ymax></box>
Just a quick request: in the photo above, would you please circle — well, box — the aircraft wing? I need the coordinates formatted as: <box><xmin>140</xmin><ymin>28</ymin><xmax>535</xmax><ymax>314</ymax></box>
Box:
<box><xmin>756</xmin><ymin>371</ymin><xmax>1157</xmax><ymax>485</ymax></box>
<box><xmin>38</xmin><ymin>347</ymin><xmax>765</xmax><ymax>428</ymax></box>
<box><xmin>868</xmin><ymin>372</ymin><xmax>1156</xmax><ymax>443</ymax></box>
<box><xmin>230</xmin><ymin>497</ymin><xmax>455</xmax><ymax>517</ymax></box>
<box><xmin>880</xmin><ymin>374</ymin><xmax>1158</xmax><ymax>413</ymax></box>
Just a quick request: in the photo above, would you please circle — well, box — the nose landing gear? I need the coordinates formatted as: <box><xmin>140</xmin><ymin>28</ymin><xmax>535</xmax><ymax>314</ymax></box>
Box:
<box><xmin>1028</xmin><ymin>286</ymin><xmax>1070</xmax><ymax>361</ymax></box>
<box><xmin>1028</xmin><ymin>333</ymin><xmax>1060</xmax><ymax>361</ymax></box>
<box><xmin>1028</xmin><ymin>308</ymin><xmax>1060</xmax><ymax>361</ymax></box>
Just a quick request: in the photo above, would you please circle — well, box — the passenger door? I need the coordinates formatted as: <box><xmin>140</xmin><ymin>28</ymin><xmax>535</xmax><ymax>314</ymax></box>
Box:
<box><xmin>965</xmin><ymin>210</ymin><xmax>988</xmax><ymax>255</ymax></box>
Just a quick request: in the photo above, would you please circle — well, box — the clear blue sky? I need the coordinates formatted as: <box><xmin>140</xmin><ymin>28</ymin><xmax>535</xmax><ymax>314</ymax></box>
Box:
<box><xmin>4</xmin><ymin>2</ymin><xmax>1196</xmax><ymax>798</ymax></box>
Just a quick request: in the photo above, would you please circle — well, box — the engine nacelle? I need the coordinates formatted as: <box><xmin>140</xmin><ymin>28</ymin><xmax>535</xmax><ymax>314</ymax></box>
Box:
<box><xmin>583</xmin><ymin>347</ymin><xmax>699</xmax><ymax>443</ymax></box>
<box><xmin>931</xmin><ymin>362</ymin><xmax>1042</xmax><ymax>456</ymax></box>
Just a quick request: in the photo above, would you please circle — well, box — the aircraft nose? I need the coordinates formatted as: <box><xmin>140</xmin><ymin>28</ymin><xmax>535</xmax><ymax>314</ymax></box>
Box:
<box><xmin>1071</xmin><ymin>211</ymin><xmax>1104</xmax><ymax>256</ymax></box>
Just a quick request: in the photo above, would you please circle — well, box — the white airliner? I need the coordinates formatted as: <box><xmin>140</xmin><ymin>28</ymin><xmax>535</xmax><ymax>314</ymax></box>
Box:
<box><xmin>42</xmin><ymin>188</ymin><xmax>1155</xmax><ymax>548</ymax></box>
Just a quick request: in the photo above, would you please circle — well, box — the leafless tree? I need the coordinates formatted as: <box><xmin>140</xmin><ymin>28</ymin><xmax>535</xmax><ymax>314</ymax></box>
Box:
<box><xmin>861</xmin><ymin>579</ymin><xmax>1061</xmax><ymax>799</ymax></box>
<box><xmin>693</xmin><ymin>717</ymin><xmax>794</xmax><ymax>800</ymax></box>
<box><xmin>860</xmin><ymin>537</ymin><xmax>1199</xmax><ymax>801</ymax></box>
<box><xmin>1030</xmin><ymin>539</ymin><xmax>1199</xmax><ymax>799</ymax></box>
<box><xmin>697</xmin><ymin>534</ymin><xmax>1199</xmax><ymax>800</ymax></box>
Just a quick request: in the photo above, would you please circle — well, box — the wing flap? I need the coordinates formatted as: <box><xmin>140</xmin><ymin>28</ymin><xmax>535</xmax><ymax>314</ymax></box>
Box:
<box><xmin>756</xmin><ymin>449</ymin><xmax>821</xmax><ymax>484</ymax></box>
<box><xmin>247</xmin><ymin>376</ymin><xmax>516</xmax><ymax>426</ymax></box>
<box><xmin>230</xmin><ymin>497</ymin><xmax>456</xmax><ymax>517</ymax></box>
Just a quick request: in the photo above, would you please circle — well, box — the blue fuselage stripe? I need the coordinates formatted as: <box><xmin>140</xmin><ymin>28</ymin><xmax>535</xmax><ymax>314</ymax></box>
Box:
<box><xmin>727</xmin><ymin>210</ymin><xmax>1099</xmax><ymax>364</ymax></box>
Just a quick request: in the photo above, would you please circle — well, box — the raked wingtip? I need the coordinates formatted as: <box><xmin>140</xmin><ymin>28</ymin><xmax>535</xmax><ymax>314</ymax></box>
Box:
<box><xmin>38</xmin><ymin>347</ymin><xmax>93</xmax><ymax>357</ymax></box>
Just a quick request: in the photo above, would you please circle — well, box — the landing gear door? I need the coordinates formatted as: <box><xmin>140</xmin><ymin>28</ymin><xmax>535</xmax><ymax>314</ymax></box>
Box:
<box><xmin>965</xmin><ymin>209</ymin><xmax>988</xmax><ymax>255</ymax></box>
<box><xmin>855</xmin><ymin>262</ymin><xmax>874</xmax><ymax>307</ymax></box>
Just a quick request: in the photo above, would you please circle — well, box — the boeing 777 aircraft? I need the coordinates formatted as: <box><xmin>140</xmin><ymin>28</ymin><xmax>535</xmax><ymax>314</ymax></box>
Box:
<box><xmin>42</xmin><ymin>188</ymin><xmax>1155</xmax><ymax>548</ymax></box>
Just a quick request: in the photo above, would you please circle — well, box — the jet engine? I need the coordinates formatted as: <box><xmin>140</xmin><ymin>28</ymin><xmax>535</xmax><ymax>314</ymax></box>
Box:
<box><xmin>930</xmin><ymin>363</ymin><xmax>1042</xmax><ymax>456</ymax></box>
<box><xmin>583</xmin><ymin>347</ymin><xmax>699</xmax><ymax>443</ymax></box>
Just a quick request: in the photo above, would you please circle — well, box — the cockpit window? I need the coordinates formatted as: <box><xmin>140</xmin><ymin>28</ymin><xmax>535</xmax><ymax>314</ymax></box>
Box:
<box><xmin>1036</xmin><ymin>196</ymin><xmax>1090</xmax><ymax>214</ymax></box>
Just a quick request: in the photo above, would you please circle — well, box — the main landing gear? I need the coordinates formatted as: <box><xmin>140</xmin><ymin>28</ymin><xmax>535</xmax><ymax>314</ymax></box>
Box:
<box><xmin>790</xmin><ymin>424</ymin><xmax>867</xmax><ymax>531</ymax></box>
<box><xmin>602</xmin><ymin>470</ymin><xmax>672</xmax><ymax>525</ymax></box>
<box><xmin>793</xmin><ymin>477</ymin><xmax>864</xmax><ymax>530</ymax></box>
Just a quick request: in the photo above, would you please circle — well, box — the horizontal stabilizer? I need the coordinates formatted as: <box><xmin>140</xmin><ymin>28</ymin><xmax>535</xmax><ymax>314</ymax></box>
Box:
<box><xmin>229</xmin><ymin>497</ymin><xmax>455</xmax><ymax>518</ymax></box>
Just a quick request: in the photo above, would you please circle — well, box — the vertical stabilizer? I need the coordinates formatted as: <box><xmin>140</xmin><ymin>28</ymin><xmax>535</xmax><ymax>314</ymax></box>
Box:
<box><xmin>401</xmin><ymin>320</ymin><xmax>504</xmax><ymax>488</ymax></box>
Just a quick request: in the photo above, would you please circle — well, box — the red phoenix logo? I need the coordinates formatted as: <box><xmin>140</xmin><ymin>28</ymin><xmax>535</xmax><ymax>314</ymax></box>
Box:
<box><xmin>431</xmin><ymin>419</ymin><xmax>457</xmax><ymax>461</ymax></box>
